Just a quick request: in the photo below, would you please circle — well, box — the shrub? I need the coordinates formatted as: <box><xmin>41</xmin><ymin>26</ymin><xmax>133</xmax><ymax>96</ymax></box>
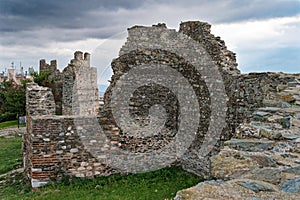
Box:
<box><xmin>0</xmin><ymin>113</ymin><xmax>16</xmax><ymax>123</ymax></box>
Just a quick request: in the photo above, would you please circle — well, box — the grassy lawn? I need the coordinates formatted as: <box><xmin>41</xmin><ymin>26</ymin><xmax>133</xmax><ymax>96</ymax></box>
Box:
<box><xmin>1</xmin><ymin>166</ymin><xmax>203</xmax><ymax>200</ymax></box>
<box><xmin>0</xmin><ymin>135</ymin><xmax>204</xmax><ymax>200</ymax></box>
<box><xmin>0</xmin><ymin>120</ymin><xmax>18</xmax><ymax>129</ymax></box>
<box><xmin>0</xmin><ymin>135</ymin><xmax>22</xmax><ymax>174</ymax></box>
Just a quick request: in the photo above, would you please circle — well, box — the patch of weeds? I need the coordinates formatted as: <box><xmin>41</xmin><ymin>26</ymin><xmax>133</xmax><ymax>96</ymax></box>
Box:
<box><xmin>0</xmin><ymin>172</ymin><xmax>32</xmax><ymax>197</ymax></box>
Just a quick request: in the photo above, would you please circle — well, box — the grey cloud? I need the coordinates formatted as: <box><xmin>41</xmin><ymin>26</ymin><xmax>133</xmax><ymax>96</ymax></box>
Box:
<box><xmin>222</xmin><ymin>0</ymin><xmax>300</xmax><ymax>22</ymax></box>
<box><xmin>1</xmin><ymin>0</ymin><xmax>299</xmax><ymax>33</ymax></box>
<box><xmin>145</xmin><ymin>0</ymin><xmax>300</xmax><ymax>22</ymax></box>
<box><xmin>0</xmin><ymin>0</ymin><xmax>144</xmax><ymax>32</ymax></box>
<box><xmin>1</xmin><ymin>0</ymin><xmax>299</xmax><ymax>43</ymax></box>
<box><xmin>0</xmin><ymin>0</ymin><xmax>299</xmax><ymax>71</ymax></box>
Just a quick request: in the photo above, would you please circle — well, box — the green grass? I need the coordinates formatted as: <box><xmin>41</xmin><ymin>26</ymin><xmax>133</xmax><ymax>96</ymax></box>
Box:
<box><xmin>0</xmin><ymin>120</ymin><xmax>18</xmax><ymax>129</ymax></box>
<box><xmin>0</xmin><ymin>136</ymin><xmax>204</xmax><ymax>200</ymax></box>
<box><xmin>0</xmin><ymin>135</ymin><xmax>22</xmax><ymax>174</ymax></box>
<box><xmin>0</xmin><ymin>120</ymin><xmax>26</xmax><ymax>129</ymax></box>
<box><xmin>1</xmin><ymin>166</ymin><xmax>203</xmax><ymax>200</ymax></box>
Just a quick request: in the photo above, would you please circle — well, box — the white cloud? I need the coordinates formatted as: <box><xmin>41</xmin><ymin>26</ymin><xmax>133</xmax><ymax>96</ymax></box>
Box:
<box><xmin>0</xmin><ymin>38</ymin><xmax>105</xmax><ymax>71</ymax></box>
<box><xmin>210</xmin><ymin>15</ymin><xmax>300</xmax><ymax>72</ymax></box>
<box><xmin>92</xmin><ymin>32</ymin><xmax>128</xmax><ymax>85</ymax></box>
<box><xmin>212</xmin><ymin>15</ymin><xmax>300</xmax><ymax>51</ymax></box>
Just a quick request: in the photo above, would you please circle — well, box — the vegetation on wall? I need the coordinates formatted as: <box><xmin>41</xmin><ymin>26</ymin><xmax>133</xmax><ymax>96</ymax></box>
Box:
<box><xmin>31</xmin><ymin>69</ymin><xmax>51</xmax><ymax>86</ymax></box>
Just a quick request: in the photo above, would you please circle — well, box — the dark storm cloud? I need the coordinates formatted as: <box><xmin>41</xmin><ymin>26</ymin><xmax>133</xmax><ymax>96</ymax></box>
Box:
<box><xmin>0</xmin><ymin>0</ymin><xmax>299</xmax><ymax>44</ymax></box>
<box><xmin>0</xmin><ymin>0</ymin><xmax>299</xmax><ymax>72</ymax></box>
<box><xmin>1</xmin><ymin>0</ymin><xmax>299</xmax><ymax>33</ymax></box>
<box><xmin>0</xmin><ymin>0</ymin><xmax>143</xmax><ymax>32</ymax></box>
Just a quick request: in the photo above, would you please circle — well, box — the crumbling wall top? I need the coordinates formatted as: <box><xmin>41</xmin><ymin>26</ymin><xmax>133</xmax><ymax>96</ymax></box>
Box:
<box><xmin>179</xmin><ymin>21</ymin><xmax>240</xmax><ymax>75</ymax></box>
<box><xmin>39</xmin><ymin>59</ymin><xmax>58</xmax><ymax>73</ymax></box>
<box><xmin>70</xmin><ymin>51</ymin><xmax>90</xmax><ymax>68</ymax></box>
<box><xmin>26</xmin><ymin>82</ymin><xmax>56</xmax><ymax>116</ymax></box>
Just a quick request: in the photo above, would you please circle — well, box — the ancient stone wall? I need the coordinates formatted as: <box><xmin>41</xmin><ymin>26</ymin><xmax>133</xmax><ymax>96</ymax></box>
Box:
<box><xmin>25</xmin><ymin>83</ymin><xmax>56</xmax><ymax>116</ymax></box>
<box><xmin>25</xmin><ymin>51</ymin><xmax>100</xmax><ymax>187</ymax></box>
<box><xmin>23</xmin><ymin>83</ymin><xmax>56</xmax><ymax>187</ymax></box>
<box><xmin>24</xmin><ymin>21</ymin><xmax>299</xmax><ymax>188</ymax></box>
<box><xmin>38</xmin><ymin>59</ymin><xmax>63</xmax><ymax>113</ymax></box>
<box><xmin>237</xmin><ymin>72</ymin><xmax>298</xmax><ymax>122</ymax></box>
<box><xmin>37</xmin><ymin>52</ymin><xmax>98</xmax><ymax>115</ymax></box>
<box><xmin>102</xmin><ymin>22</ymin><xmax>240</xmax><ymax>176</ymax></box>
<box><xmin>62</xmin><ymin>51</ymin><xmax>98</xmax><ymax>115</ymax></box>
<box><xmin>27</xmin><ymin>115</ymin><xmax>114</xmax><ymax>187</ymax></box>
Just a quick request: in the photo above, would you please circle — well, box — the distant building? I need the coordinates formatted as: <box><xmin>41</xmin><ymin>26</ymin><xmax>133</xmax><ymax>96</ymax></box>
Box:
<box><xmin>0</xmin><ymin>67</ymin><xmax>34</xmax><ymax>85</ymax></box>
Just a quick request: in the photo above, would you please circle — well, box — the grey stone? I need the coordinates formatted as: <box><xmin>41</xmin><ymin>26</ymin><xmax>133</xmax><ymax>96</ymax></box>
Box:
<box><xmin>197</xmin><ymin>180</ymin><xmax>225</xmax><ymax>186</ymax></box>
<box><xmin>174</xmin><ymin>179</ymin><xmax>297</xmax><ymax>200</ymax></box>
<box><xmin>70</xmin><ymin>148</ymin><xmax>78</xmax><ymax>153</ymax></box>
<box><xmin>263</xmin><ymin>99</ymin><xmax>281</xmax><ymax>107</ymax></box>
<box><xmin>259</xmin><ymin>128</ymin><xmax>282</xmax><ymax>140</ymax></box>
<box><xmin>258</xmin><ymin>107</ymin><xmax>283</xmax><ymax>113</ymax></box>
<box><xmin>280</xmin><ymin>177</ymin><xmax>300</xmax><ymax>193</ymax></box>
<box><xmin>283</xmin><ymin>135</ymin><xmax>300</xmax><ymax>140</ymax></box>
<box><xmin>282</xmin><ymin>166</ymin><xmax>300</xmax><ymax>175</ymax></box>
<box><xmin>250</xmin><ymin>155</ymin><xmax>277</xmax><ymax>167</ymax></box>
<box><xmin>274</xmin><ymin>116</ymin><xmax>290</xmax><ymax>129</ymax></box>
<box><xmin>246</xmin><ymin>168</ymin><xmax>282</xmax><ymax>185</ymax></box>
<box><xmin>282</xmin><ymin>102</ymin><xmax>291</xmax><ymax>108</ymax></box>
<box><xmin>237</xmin><ymin>180</ymin><xmax>276</xmax><ymax>192</ymax></box>
<box><xmin>43</xmin><ymin>138</ymin><xmax>50</xmax><ymax>142</ymax></box>
<box><xmin>287</xmin><ymin>82</ymin><xmax>300</xmax><ymax>87</ymax></box>
<box><xmin>224</xmin><ymin>139</ymin><xmax>275</xmax><ymax>151</ymax></box>
<box><xmin>252</xmin><ymin>112</ymin><xmax>270</xmax><ymax>121</ymax></box>
<box><xmin>31</xmin><ymin>179</ymin><xmax>48</xmax><ymax>188</ymax></box>
<box><xmin>281</xmin><ymin>154</ymin><xmax>298</xmax><ymax>159</ymax></box>
<box><xmin>31</xmin><ymin>168</ymin><xmax>42</xmax><ymax>172</ymax></box>
<box><xmin>253</xmin><ymin>111</ymin><xmax>271</xmax><ymax>117</ymax></box>
<box><xmin>284</xmin><ymin>89</ymin><xmax>299</xmax><ymax>94</ymax></box>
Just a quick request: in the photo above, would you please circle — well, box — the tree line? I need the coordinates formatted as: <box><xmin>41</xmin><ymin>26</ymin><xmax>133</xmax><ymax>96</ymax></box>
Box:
<box><xmin>0</xmin><ymin>70</ymin><xmax>50</xmax><ymax>123</ymax></box>
<box><xmin>0</xmin><ymin>80</ymin><xmax>27</xmax><ymax>122</ymax></box>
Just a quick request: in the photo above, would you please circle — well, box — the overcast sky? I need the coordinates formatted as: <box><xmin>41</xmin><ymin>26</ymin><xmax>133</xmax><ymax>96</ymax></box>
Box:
<box><xmin>0</xmin><ymin>0</ymin><xmax>299</xmax><ymax>85</ymax></box>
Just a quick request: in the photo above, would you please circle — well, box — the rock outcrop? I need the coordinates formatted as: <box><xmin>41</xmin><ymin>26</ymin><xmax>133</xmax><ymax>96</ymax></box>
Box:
<box><xmin>175</xmin><ymin>75</ymin><xmax>300</xmax><ymax>199</ymax></box>
<box><xmin>174</xmin><ymin>179</ymin><xmax>299</xmax><ymax>200</ymax></box>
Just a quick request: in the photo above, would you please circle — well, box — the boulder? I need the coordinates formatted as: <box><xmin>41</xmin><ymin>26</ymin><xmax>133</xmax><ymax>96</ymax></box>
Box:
<box><xmin>174</xmin><ymin>179</ymin><xmax>298</xmax><ymax>200</ymax></box>
<box><xmin>280</xmin><ymin>177</ymin><xmax>300</xmax><ymax>193</ymax></box>
<box><xmin>224</xmin><ymin>139</ymin><xmax>275</xmax><ymax>151</ymax></box>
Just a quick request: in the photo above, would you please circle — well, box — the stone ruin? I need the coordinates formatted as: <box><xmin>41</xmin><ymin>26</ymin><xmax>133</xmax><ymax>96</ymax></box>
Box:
<box><xmin>39</xmin><ymin>59</ymin><xmax>63</xmax><ymax>113</ymax></box>
<box><xmin>23</xmin><ymin>21</ymin><xmax>300</xmax><ymax>188</ymax></box>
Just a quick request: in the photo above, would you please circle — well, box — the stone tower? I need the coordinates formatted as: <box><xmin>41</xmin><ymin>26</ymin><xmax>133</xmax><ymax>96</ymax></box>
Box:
<box><xmin>62</xmin><ymin>51</ymin><xmax>98</xmax><ymax>115</ymax></box>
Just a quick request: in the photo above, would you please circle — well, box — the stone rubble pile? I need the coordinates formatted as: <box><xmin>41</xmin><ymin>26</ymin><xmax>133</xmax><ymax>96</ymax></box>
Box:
<box><xmin>0</xmin><ymin>127</ymin><xmax>25</xmax><ymax>137</ymax></box>
<box><xmin>175</xmin><ymin>76</ymin><xmax>300</xmax><ymax>199</ymax></box>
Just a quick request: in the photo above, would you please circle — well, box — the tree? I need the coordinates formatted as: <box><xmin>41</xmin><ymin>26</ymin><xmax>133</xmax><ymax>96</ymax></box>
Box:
<box><xmin>31</xmin><ymin>69</ymin><xmax>51</xmax><ymax>86</ymax></box>
<box><xmin>0</xmin><ymin>79</ymin><xmax>28</xmax><ymax>118</ymax></box>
